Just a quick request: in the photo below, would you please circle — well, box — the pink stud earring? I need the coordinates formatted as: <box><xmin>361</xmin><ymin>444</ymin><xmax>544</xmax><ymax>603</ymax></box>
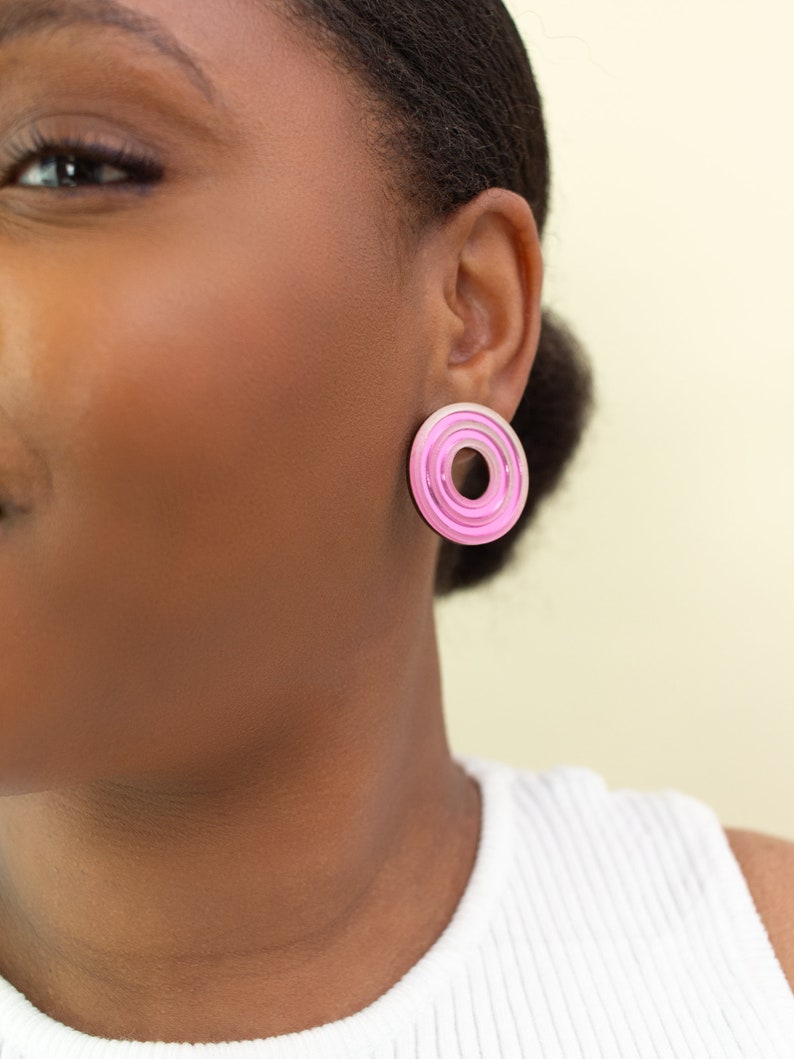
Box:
<box><xmin>408</xmin><ymin>402</ymin><xmax>529</xmax><ymax>545</ymax></box>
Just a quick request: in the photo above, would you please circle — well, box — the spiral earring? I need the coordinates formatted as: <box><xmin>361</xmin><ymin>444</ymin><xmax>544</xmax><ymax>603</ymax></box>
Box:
<box><xmin>408</xmin><ymin>402</ymin><xmax>530</xmax><ymax>546</ymax></box>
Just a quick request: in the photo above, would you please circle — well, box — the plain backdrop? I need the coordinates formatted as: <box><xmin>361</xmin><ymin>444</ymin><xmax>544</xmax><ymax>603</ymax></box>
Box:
<box><xmin>437</xmin><ymin>0</ymin><xmax>794</xmax><ymax>840</ymax></box>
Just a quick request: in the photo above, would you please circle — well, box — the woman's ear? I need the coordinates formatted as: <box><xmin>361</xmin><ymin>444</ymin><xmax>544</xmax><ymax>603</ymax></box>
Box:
<box><xmin>424</xmin><ymin>187</ymin><xmax>543</xmax><ymax>424</ymax></box>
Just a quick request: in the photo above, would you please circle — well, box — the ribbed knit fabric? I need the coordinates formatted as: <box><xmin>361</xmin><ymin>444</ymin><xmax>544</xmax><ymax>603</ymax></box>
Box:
<box><xmin>0</xmin><ymin>755</ymin><xmax>792</xmax><ymax>1058</ymax></box>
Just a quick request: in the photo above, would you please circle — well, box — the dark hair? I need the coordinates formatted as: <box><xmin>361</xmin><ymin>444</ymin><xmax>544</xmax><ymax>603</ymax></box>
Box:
<box><xmin>280</xmin><ymin>0</ymin><xmax>595</xmax><ymax>594</ymax></box>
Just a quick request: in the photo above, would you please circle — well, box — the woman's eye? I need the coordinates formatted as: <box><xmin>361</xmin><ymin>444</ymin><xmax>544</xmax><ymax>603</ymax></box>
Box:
<box><xmin>1</xmin><ymin>138</ymin><xmax>164</xmax><ymax>192</ymax></box>
<box><xmin>17</xmin><ymin>153</ymin><xmax>130</xmax><ymax>189</ymax></box>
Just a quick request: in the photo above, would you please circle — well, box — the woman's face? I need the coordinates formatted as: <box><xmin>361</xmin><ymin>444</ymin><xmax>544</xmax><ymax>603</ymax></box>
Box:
<box><xmin>0</xmin><ymin>0</ymin><xmax>441</xmax><ymax>792</ymax></box>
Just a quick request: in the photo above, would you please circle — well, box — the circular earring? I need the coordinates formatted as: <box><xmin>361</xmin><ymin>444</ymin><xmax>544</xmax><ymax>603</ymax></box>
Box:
<box><xmin>408</xmin><ymin>402</ymin><xmax>530</xmax><ymax>546</ymax></box>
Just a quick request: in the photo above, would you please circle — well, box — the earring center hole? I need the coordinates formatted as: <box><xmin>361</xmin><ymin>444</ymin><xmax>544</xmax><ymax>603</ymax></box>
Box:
<box><xmin>453</xmin><ymin>448</ymin><xmax>489</xmax><ymax>499</ymax></box>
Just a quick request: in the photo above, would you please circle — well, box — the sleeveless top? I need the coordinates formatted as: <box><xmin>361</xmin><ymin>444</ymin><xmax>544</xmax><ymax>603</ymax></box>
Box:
<box><xmin>0</xmin><ymin>755</ymin><xmax>791</xmax><ymax>1058</ymax></box>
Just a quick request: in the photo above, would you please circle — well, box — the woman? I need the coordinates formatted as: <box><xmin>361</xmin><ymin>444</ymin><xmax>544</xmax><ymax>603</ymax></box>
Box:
<box><xmin>0</xmin><ymin>0</ymin><xmax>791</xmax><ymax>1055</ymax></box>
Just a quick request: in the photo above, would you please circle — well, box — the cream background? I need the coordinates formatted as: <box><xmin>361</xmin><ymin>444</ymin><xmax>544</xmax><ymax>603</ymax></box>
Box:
<box><xmin>437</xmin><ymin>0</ymin><xmax>794</xmax><ymax>840</ymax></box>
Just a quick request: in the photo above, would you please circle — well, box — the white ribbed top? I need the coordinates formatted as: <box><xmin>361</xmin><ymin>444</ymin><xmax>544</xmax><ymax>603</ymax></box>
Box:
<box><xmin>0</xmin><ymin>755</ymin><xmax>792</xmax><ymax>1058</ymax></box>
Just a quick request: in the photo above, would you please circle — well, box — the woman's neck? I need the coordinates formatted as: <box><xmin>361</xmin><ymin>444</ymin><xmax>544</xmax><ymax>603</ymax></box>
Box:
<box><xmin>0</xmin><ymin>616</ymin><xmax>481</xmax><ymax>1044</ymax></box>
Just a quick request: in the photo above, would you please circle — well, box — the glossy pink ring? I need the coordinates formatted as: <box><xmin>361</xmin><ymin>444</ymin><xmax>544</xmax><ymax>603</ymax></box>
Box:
<box><xmin>408</xmin><ymin>403</ymin><xmax>529</xmax><ymax>545</ymax></box>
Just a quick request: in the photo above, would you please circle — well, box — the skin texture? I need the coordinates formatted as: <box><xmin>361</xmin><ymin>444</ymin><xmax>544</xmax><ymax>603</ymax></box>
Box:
<box><xmin>0</xmin><ymin>0</ymin><xmax>788</xmax><ymax>1046</ymax></box>
<box><xmin>0</xmin><ymin>0</ymin><xmax>543</xmax><ymax>1043</ymax></box>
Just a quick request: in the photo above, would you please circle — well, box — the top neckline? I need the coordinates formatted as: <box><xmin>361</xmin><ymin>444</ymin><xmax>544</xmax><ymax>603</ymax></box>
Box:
<box><xmin>0</xmin><ymin>753</ymin><xmax>517</xmax><ymax>1058</ymax></box>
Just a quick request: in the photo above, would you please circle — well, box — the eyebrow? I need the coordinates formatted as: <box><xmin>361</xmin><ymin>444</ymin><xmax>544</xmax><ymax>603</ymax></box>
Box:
<box><xmin>0</xmin><ymin>0</ymin><xmax>218</xmax><ymax>104</ymax></box>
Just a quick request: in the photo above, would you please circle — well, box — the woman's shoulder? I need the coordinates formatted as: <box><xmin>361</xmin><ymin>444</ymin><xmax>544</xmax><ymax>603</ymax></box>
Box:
<box><xmin>725</xmin><ymin>827</ymin><xmax>794</xmax><ymax>992</ymax></box>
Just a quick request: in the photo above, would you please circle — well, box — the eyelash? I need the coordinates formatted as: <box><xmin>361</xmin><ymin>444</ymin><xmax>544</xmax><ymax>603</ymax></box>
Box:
<box><xmin>2</xmin><ymin>126</ymin><xmax>165</xmax><ymax>191</ymax></box>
